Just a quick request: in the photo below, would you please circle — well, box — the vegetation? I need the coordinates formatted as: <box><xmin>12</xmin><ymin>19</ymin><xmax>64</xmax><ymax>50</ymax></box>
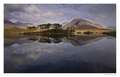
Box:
<box><xmin>4</xmin><ymin>28</ymin><xmax>29</xmax><ymax>38</ymax></box>
<box><xmin>4</xmin><ymin>22</ymin><xmax>116</xmax><ymax>38</ymax></box>
<box><xmin>83</xmin><ymin>31</ymin><xmax>93</xmax><ymax>35</ymax></box>
<box><xmin>102</xmin><ymin>30</ymin><xmax>116</xmax><ymax>37</ymax></box>
<box><xmin>24</xmin><ymin>23</ymin><xmax>76</xmax><ymax>36</ymax></box>
<box><xmin>66</xmin><ymin>26</ymin><xmax>76</xmax><ymax>35</ymax></box>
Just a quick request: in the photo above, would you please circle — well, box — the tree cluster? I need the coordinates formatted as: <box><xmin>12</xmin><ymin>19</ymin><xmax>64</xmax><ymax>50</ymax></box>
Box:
<box><xmin>66</xmin><ymin>26</ymin><xmax>76</xmax><ymax>34</ymax></box>
<box><xmin>38</xmin><ymin>23</ymin><xmax>62</xmax><ymax>31</ymax></box>
<box><xmin>27</xmin><ymin>23</ymin><xmax>75</xmax><ymax>35</ymax></box>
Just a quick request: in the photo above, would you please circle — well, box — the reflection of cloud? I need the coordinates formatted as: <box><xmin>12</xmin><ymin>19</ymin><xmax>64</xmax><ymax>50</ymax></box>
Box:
<box><xmin>26</xmin><ymin>52</ymin><xmax>43</xmax><ymax>60</ymax></box>
<box><xmin>11</xmin><ymin>43</ymin><xmax>20</xmax><ymax>47</ymax></box>
<box><xmin>4</xmin><ymin>37</ymin><xmax>116</xmax><ymax>72</ymax></box>
<box><xmin>10</xmin><ymin>54</ymin><xmax>27</xmax><ymax>65</ymax></box>
<box><xmin>4</xmin><ymin>53</ymin><xmax>29</xmax><ymax>72</ymax></box>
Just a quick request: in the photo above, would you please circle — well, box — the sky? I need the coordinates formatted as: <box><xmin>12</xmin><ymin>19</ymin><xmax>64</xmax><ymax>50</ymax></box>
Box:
<box><xmin>4</xmin><ymin>4</ymin><xmax>116</xmax><ymax>27</ymax></box>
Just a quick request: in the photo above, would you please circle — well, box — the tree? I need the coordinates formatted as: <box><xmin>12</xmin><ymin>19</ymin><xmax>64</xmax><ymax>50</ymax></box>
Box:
<box><xmin>70</xmin><ymin>26</ymin><xmax>76</xmax><ymax>33</ymax></box>
<box><xmin>66</xmin><ymin>26</ymin><xmax>76</xmax><ymax>35</ymax></box>
<box><xmin>27</xmin><ymin>27</ymin><xmax>32</xmax><ymax>30</ymax></box>
<box><xmin>27</xmin><ymin>26</ymin><xmax>37</xmax><ymax>32</ymax></box>
<box><xmin>46</xmin><ymin>23</ymin><xmax>51</xmax><ymax>31</ymax></box>
<box><xmin>52</xmin><ymin>23</ymin><xmax>62</xmax><ymax>33</ymax></box>
<box><xmin>32</xmin><ymin>26</ymin><xmax>36</xmax><ymax>32</ymax></box>
<box><xmin>52</xmin><ymin>23</ymin><xmax>62</xmax><ymax>29</ymax></box>
<box><xmin>38</xmin><ymin>25</ymin><xmax>41</xmax><ymax>31</ymax></box>
<box><xmin>38</xmin><ymin>24</ymin><xmax>46</xmax><ymax>31</ymax></box>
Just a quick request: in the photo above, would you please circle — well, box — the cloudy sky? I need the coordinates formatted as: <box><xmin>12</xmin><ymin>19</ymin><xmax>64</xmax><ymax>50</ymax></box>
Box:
<box><xmin>4</xmin><ymin>4</ymin><xmax>116</xmax><ymax>27</ymax></box>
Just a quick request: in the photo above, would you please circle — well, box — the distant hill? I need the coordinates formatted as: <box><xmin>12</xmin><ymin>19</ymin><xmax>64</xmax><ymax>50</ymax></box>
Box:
<box><xmin>106</xmin><ymin>26</ymin><xmax>116</xmax><ymax>30</ymax></box>
<box><xmin>4</xmin><ymin>20</ymin><xmax>33</xmax><ymax>29</ymax></box>
<box><xmin>62</xmin><ymin>19</ymin><xmax>105</xmax><ymax>30</ymax></box>
<box><xmin>62</xmin><ymin>22</ymin><xmax>69</xmax><ymax>27</ymax></box>
<box><xmin>4</xmin><ymin>20</ymin><xmax>14</xmax><ymax>25</ymax></box>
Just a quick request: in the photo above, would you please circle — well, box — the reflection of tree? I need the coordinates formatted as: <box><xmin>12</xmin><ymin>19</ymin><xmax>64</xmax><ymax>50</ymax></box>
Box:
<box><xmin>26</xmin><ymin>34</ymin><xmax>106</xmax><ymax>46</ymax></box>
<box><xmin>66</xmin><ymin>35</ymin><xmax>75</xmax><ymax>40</ymax></box>
<box><xmin>39</xmin><ymin>36</ymin><xmax>62</xmax><ymax>43</ymax></box>
<box><xmin>39</xmin><ymin>36</ymin><xmax>51</xmax><ymax>43</ymax></box>
<box><xmin>53</xmin><ymin>37</ymin><xmax>62</xmax><ymax>43</ymax></box>
<box><xmin>27</xmin><ymin>34</ymin><xmax>75</xmax><ymax>44</ymax></box>
<box><xmin>28</xmin><ymin>35</ymin><xmax>38</xmax><ymax>41</ymax></box>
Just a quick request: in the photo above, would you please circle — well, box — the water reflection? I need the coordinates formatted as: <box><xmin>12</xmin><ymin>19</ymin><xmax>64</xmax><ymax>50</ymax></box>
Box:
<box><xmin>4</xmin><ymin>35</ymin><xmax>116</xmax><ymax>73</ymax></box>
<box><xmin>64</xmin><ymin>35</ymin><xmax>106</xmax><ymax>46</ymax></box>
<box><xmin>27</xmin><ymin>35</ymin><xmax>107</xmax><ymax>46</ymax></box>
<box><xmin>27</xmin><ymin>35</ymin><xmax>75</xmax><ymax>43</ymax></box>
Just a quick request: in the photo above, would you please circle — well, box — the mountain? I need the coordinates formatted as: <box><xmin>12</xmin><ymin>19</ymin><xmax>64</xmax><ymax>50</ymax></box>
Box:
<box><xmin>62</xmin><ymin>19</ymin><xmax>105</xmax><ymax>30</ymax></box>
<box><xmin>15</xmin><ymin>21</ymin><xmax>33</xmax><ymax>27</ymax></box>
<box><xmin>107</xmin><ymin>26</ymin><xmax>116</xmax><ymax>30</ymax></box>
<box><xmin>4</xmin><ymin>20</ymin><xmax>14</xmax><ymax>25</ymax></box>
<box><xmin>62</xmin><ymin>22</ymin><xmax>69</xmax><ymax>27</ymax></box>
<box><xmin>4</xmin><ymin>20</ymin><xmax>33</xmax><ymax>29</ymax></box>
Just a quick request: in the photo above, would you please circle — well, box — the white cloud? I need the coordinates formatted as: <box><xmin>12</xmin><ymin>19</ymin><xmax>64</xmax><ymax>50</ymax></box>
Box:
<box><xmin>4</xmin><ymin>4</ymin><xmax>116</xmax><ymax>27</ymax></box>
<box><xmin>42</xmin><ymin>11</ymin><xmax>55</xmax><ymax>17</ymax></box>
<box><xmin>24</xmin><ymin>4</ymin><xmax>41</xmax><ymax>13</ymax></box>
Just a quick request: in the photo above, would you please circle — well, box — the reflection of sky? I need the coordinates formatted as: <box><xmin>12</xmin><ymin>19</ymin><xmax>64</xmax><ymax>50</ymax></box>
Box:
<box><xmin>4</xmin><ymin>36</ymin><xmax>116</xmax><ymax>73</ymax></box>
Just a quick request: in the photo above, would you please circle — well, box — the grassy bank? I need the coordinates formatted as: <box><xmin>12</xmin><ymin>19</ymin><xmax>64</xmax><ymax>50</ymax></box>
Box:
<box><xmin>4</xmin><ymin>28</ymin><xmax>29</xmax><ymax>38</ymax></box>
<box><xmin>4</xmin><ymin>28</ymin><xmax>116</xmax><ymax>38</ymax></box>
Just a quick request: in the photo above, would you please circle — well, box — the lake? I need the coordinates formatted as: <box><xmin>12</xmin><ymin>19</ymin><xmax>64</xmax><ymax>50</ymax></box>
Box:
<box><xmin>4</xmin><ymin>35</ymin><xmax>116</xmax><ymax>73</ymax></box>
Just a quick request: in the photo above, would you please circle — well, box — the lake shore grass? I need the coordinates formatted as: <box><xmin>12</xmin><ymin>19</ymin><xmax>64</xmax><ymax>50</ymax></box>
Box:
<box><xmin>4</xmin><ymin>28</ymin><xmax>116</xmax><ymax>38</ymax></box>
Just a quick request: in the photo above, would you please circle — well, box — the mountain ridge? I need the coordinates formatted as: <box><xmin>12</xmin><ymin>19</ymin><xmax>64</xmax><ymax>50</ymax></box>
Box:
<box><xmin>107</xmin><ymin>26</ymin><xmax>116</xmax><ymax>30</ymax></box>
<box><xmin>62</xmin><ymin>19</ymin><xmax>105</xmax><ymax>30</ymax></box>
<box><xmin>4</xmin><ymin>20</ymin><xmax>33</xmax><ymax>29</ymax></box>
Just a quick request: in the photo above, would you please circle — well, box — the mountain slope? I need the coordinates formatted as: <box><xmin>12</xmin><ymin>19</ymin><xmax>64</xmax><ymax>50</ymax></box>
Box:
<box><xmin>62</xmin><ymin>19</ymin><xmax>105</xmax><ymax>30</ymax></box>
<box><xmin>4</xmin><ymin>20</ymin><xmax>33</xmax><ymax>29</ymax></box>
<box><xmin>4</xmin><ymin>20</ymin><xmax>14</xmax><ymax>25</ymax></box>
<box><xmin>107</xmin><ymin>26</ymin><xmax>116</xmax><ymax>30</ymax></box>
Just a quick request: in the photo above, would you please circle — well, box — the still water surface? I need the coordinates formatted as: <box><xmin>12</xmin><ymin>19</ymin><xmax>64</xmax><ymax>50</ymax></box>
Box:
<box><xmin>4</xmin><ymin>35</ymin><xmax>116</xmax><ymax>73</ymax></box>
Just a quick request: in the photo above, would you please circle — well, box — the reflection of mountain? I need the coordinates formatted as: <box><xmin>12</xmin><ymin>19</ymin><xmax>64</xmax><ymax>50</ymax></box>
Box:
<box><xmin>27</xmin><ymin>35</ymin><xmax>107</xmax><ymax>46</ymax></box>
<box><xmin>105</xmin><ymin>36</ymin><xmax>115</xmax><ymax>39</ymax></box>
<box><xmin>63</xmin><ymin>35</ymin><xmax>106</xmax><ymax>46</ymax></box>
<box><xmin>4</xmin><ymin>35</ymin><xmax>116</xmax><ymax>73</ymax></box>
<box><xmin>26</xmin><ymin>35</ymin><xmax>107</xmax><ymax>46</ymax></box>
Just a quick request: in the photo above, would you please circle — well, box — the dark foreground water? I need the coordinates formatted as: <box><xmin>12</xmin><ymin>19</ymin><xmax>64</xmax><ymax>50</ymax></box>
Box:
<box><xmin>4</xmin><ymin>35</ymin><xmax>116</xmax><ymax>73</ymax></box>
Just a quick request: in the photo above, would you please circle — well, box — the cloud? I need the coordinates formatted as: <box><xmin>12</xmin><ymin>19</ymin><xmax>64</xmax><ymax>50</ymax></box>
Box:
<box><xmin>4</xmin><ymin>4</ymin><xmax>116</xmax><ymax>27</ymax></box>
<box><xmin>88</xmin><ymin>4</ymin><xmax>116</xmax><ymax>14</ymax></box>
<box><xmin>4</xmin><ymin>4</ymin><xmax>25</xmax><ymax>12</ymax></box>
<box><xmin>98</xmin><ymin>14</ymin><xmax>106</xmax><ymax>19</ymax></box>
<box><xmin>24</xmin><ymin>4</ymin><xmax>41</xmax><ymax>13</ymax></box>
